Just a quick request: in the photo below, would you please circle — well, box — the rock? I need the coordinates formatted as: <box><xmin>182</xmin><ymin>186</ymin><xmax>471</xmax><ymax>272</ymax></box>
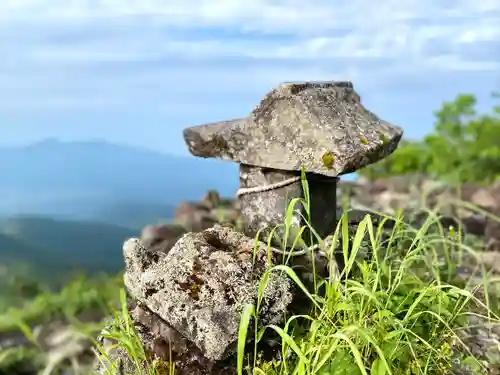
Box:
<box><xmin>386</xmin><ymin>174</ymin><xmax>427</xmax><ymax>194</ymax></box>
<box><xmin>464</xmin><ymin>251</ymin><xmax>500</xmax><ymax>274</ymax></box>
<box><xmin>175</xmin><ymin>201</ymin><xmax>209</xmax><ymax>220</ymax></box>
<box><xmin>93</xmin><ymin>301</ymin><xmax>239</xmax><ymax>375</ymax></box>
<box><xmin>164</xmin><ymin>175</ymin><xmax>500</xmax><ymax>253</ymax></box>
<box><xmin>485</xmin><ymin>209</ymin><xmax>500</xmax><ymax>252</ymax></box>
<box><xmin>0</xmin><ymin>307</ymin><xmax>108</xmax><ymax>375</ymax></box>
<box><xmin>173</xmin><ymin>190</ymin><xmax>240</xmax><ymax>232</ymax></box>
<box><xmin>39</xmin><ymin>325</ymin><xmax>91</xmax><ymax>375</ymax></box>
<box><xmin>457</xmin><ymin>183</ymin><xmax>497</xmax><ymax>210</ymax></box>
<box><xmin>211</xmin><ymin>204</ymin><xmax>240</xmax><ymax>226</ymax></box>
<box><xmin>236</xmin><ymin>165</ymin><xmax>341</xmax><ymax>247</ymax></box>
<box><xmin>468</xmin><ymin>187</ymin><xmax>497</xmax><ymax>210</ymax></box>
<box><xmin>337</xmin><ymin>175</ymin><xmax>500</xmax><ymax>251</ymax></box>
<box><xmin>236</xmin><ymin>164</ymin><xmax>306</xmax><ymax>245</ymax></box>
<box><xmin>123</xmin><ymin>225</ymin><xmax>293</xmax><ymax>361</ymax></box>
<box><xmin>140</xmin><ymin>223</ymin><xmax>188</xmax><ymax>254</ymax></box>
<box><xmin>201</xmin><ymin>190</ymin><xmax>221</xmax><ymax>210</ymax></box>
<box><xmin>183</xmin><ymin>81</ymin><xmax>403</xmax><ymax>177</ymax></box>
<box><xmin>88</xmin><ymin>177</ymin><xmax>500</xmax><ymax>374</ymax></box>
<box><xmin>174</xmin><ymin>201</ymin><xmax>218</xmax><ymax>232</ymax></box>
<box><xmin>461</xmin><ymin>215</ymin><xmax>488</xmax><ymax>236</ymax></box>
<box><xmin>453</xmin><ymin>312</ymin><xmax>500</xmax><ymax>375</ymax></box>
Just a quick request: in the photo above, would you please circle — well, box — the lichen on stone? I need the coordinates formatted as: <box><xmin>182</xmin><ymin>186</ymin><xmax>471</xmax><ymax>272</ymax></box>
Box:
<box><xmin>321</xmin><ymin>151</ymin><xmax>335</xmax><ymax>170</ymax></box>
<box><xmin>183</xmin><ymin>80</ymin><xmax>404</xmax><ymax>177</ymax></box>
<box><xmin>379</xmin><ymin>133</ymin><xmax>388</xmax><ymax>145</ymax></box>
<box><xmin>122</xmin><ymin>225</ymin><xmax>293</xmax><ymax>361</ymax></box>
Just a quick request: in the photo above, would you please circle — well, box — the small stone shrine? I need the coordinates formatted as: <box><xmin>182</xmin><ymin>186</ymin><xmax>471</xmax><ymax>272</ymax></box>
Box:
<box><xmin>183</xmin><ymin>81</ymin><xmax>403</xmax><ymax>248</ymax></box>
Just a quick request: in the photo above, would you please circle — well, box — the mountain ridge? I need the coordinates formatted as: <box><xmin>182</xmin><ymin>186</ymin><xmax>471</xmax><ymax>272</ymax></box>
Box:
<box><xmin>0</xmin><ymin>215</ymin><xmax>138</xmax><ymax>280</ymax></box>
<box><xmin>0</xmin><ymin>139</ymin><xmax>238</xmax><ymax>218</ymax></box>
<box><xmin>0</xmin><ymin>139</ymin><xmax>237</xmax><ymax>282</ymax></box>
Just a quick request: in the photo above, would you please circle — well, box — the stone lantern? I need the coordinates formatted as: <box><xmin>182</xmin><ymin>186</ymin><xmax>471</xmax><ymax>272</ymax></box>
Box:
<box><xmin>183</xmin><ymin>81</ymin><xmax>403</xmax><ymax>249</ymax></box>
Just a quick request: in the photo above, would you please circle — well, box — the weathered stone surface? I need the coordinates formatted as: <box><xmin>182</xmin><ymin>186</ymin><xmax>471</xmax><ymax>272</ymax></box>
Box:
<box><xmin>238</xmin><ymin>164</ymin><xmax>338</xmax><ymax>248</ymax></box>
<box><xmin>140</xmin><ymin>223</ymin><xmax>188</xmax><ymax>254</ymax></box>
<box><xmin>123</xmin><ymin>225</ymin><xmax>292</xmax><ymax>361</ymax></box>
<box><xmin>174</xmin><ymin>202</ymin><xmax>217</xmax><ymax>232</ymax></box>
<box><xmin>238</xmin><ymin>164</ymin><xmax>303</xmax><ymax>246</ymax></box>
<box><xmin>202</xmin><ymin>190</ymin><xmax>221</xmax><ymax>209</ymax></box>
<box><xmin>87</xmin><ymin>175</ymin><xmax>500</xmax><ymax>375</ymax></box>
<box><xmin>183</xmin><ymin>81</ymin><xmax>403</xmax><ymax>177</ymax></box>
<box><xmin>93</xmin><ymin>301</ymin><xmax>238</xmax><ymax>375</ymax></box>
<box><xmin>174</xmin><ymin>193</ymin><xmax>241</xmax><ymax>232</ymax></box>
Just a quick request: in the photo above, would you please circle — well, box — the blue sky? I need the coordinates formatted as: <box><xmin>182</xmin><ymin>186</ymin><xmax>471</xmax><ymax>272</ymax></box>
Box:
<box><xmin>1</xmin><ymin>0</ymin><xmax>499</xmax><ymax>156</ymax></box>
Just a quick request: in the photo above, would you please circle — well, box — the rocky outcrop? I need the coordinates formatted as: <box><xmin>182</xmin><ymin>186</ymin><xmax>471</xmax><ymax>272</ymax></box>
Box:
<box><xmin>94</xmin><ymin>225</ymin><xmax>292</xmax><ymax>375</ymax></box>
<box><xmin>126</xmin><ymin>226</ymin><xmax>292</xmax><ymax>361</ymax></box>
<box><xmin>142</xmin><ymin>174</ymin><xmax>500</xmax><ymax>259</ymax></box>
<box><xmin>7</xmin><ymin>175</ymin><xmax>500</xmax><ymax>375</ymax></box>
<box><xmin>338</xmin><ymin>175</ymin><xmax>500</xmax><ymax>251</ymax></box>
<box><xmin>173</xmin><ymin>190</ymin><xmax>241</xmax><ymax>232</ymax></box>
<box><xmin>92</xmin><ymin>81</ymin><xmax>406</xmax><ymax>374</ymax></box>
<box><xmin>89</xmin><ymin>175</ymin><xmax>500</xmax><ymax>375</ymax></box>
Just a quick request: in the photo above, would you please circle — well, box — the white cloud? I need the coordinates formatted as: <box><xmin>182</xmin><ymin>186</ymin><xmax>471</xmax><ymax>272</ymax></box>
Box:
<box><xmin>2</xmin><ymin>0</ymin><xmax>498</xmax><ymax>26</ymax></box>
<box><xmin>0</xmin><ymin>0</ymin><xmax>498</xmax><ymax>151</ymax></box>
<box><xmin>1</xmin><ymin>0</ymin><xmax>498</xmax><ymax>66</ymax></box>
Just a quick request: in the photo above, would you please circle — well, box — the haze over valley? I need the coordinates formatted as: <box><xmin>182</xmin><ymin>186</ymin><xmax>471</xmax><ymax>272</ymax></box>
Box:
<box><xmin>0</xmin><ymin>139</ymin><xmax>238</xmax><ymax>279</ymax></box>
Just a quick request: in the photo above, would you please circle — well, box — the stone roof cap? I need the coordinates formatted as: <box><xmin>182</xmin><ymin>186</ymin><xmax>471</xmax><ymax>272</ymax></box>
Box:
<box><xmin>183</xmin><ymin>81</ymin><xmax>403</xmax><ymax>177</ymax></box>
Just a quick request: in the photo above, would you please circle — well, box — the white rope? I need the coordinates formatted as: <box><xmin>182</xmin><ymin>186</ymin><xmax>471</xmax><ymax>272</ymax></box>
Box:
<box><xmin>236</xmin><ymin>176</ymin><xmax>301</xmax><ymax>197</ymax></box>
<box><xmin>236</xmin><ymin>175</ymin><xmax>342</xmax><ymax>257</ymax></box>
<box><xmin>269</xmin><ymin>244</ymin><xmax>329</xmax><ymax>258</ymax></box>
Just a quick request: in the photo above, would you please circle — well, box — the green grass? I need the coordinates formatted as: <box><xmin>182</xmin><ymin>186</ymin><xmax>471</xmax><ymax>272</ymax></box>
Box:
<box><xmin>4</xmin><ymin>172</ymin><xmax>500</xmax><ymax>375</ymax></box>
<box><xmin>0</xmin><ymin>215</ymin><xmax>137</xmax><ymax>276</ymax></box>
<box><xmin>0</xmin><ymin>272</ymin><xmax>123</xmax><ymax>375</ymax></box>
<box><xmin>0</xmin><ymin>272</ymin><xmax>123</xmax><ymax>332</ymax></box>
<box><xmin>92</xmin><ymin>172</ymin><xmax>500</xmax><ymax>375</ymax></box>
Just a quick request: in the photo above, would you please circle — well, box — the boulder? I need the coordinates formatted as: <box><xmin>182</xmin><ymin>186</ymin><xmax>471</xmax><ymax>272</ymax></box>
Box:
<box><xmin>174</xmin><ymin>201</ymin><xmax>217</xmax><ymax>232</ymax></box>
<box><xmin>93</xmin><ymin>301</ymin><xmax>238</xmax><ymax>375</ymax></box>
<box><xmin>140</xmin><ymin>223</ymin><xmax>188</xmax><ymax>254</ymax></box>
<box><xmin>123</xmin><ymin>225</ymin><xmax>292</xmax><ymax>362</ymax></box>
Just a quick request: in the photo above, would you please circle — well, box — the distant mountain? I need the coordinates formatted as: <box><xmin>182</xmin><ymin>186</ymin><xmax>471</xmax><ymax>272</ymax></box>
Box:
<box><xmin>0</xmin><ymin>139</ymin><xmax>238</xmax><ymax>220</ymax></box>
<box><xmin>0</xmin><ymin>139</ymin><xmax>239</xmax><ymax>283</ymax></box>
<box><xmin>0</xmin><ymin>215</ymin><xmax>138</xmax><ymax>280</ymax></box>
<box><xmin>0</xmin><ymin>232</ymin><xmax>44</xmax><ymax>266</ymax></box>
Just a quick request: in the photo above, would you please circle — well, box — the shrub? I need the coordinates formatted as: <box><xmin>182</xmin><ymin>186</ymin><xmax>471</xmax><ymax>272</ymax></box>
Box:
<box><xmin>358</xmin><ymin>92</ymin><xmax>500</xmax><ymax>184</ymax></box>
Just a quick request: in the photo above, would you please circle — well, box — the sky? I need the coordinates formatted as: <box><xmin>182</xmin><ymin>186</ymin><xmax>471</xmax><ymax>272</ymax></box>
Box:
<box><xmin>1</xmin><ymin>0</ymin><xmax>499</xmax><ymax>156</ymax></box>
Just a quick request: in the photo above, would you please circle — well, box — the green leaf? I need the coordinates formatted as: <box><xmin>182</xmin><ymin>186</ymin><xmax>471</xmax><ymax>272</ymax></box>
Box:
<box><xmin>371</xmin><ymin>358</ymin><xmax>387</xmax><ymax>375</ymax></box>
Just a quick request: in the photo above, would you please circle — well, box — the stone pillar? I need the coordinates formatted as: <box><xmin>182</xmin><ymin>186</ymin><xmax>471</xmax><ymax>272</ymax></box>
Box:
<box><xmin>237</xmin><ymin>164</ymin><xmax>338</xmax><ymax>249</ymax></box>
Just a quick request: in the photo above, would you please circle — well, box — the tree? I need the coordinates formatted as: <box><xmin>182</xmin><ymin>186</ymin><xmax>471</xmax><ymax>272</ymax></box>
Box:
<box><xmin>358</xmin><ymin>92</ymin><xmax>500</xmax><ymax>184</ymax></box>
